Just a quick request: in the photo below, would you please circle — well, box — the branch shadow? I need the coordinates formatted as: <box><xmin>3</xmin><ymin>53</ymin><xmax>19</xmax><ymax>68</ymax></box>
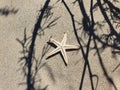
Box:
<box><xmin>63</xmin><ymin>0</ymin><xmax>119</xmax><ymax>90</ymax></box>
<box><xmin>0</xmin><ymin>6</ymin><xmax>18</xmax><ymax>16</ymax></box>
<box><xmin>16</xmin><ymin>0</ymin><xmax>120</xmax><ymax>90</ymax></box>
<box><xmin>62</xmin><ymin>0</ymin><xmax>95</xmax><ymax>90</ymax></box>
<box><xmin>17</xmin><ymin>0</ymin><xmax>60</xmax><ymax>90</ymax></box>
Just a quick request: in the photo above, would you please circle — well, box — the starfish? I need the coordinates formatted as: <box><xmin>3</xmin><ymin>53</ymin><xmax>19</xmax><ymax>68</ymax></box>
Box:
<box><xmin>46</xmin><ymin>33</ymin><xmax>80</xmax><ymax>65</ymax></box>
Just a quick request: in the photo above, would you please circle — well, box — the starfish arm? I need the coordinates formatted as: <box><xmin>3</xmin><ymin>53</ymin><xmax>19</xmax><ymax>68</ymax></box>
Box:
<box><xmin>61</xmin><ymin>33</ymin><xmax>67</xmax><ymax>45</ymax></box>
<box><xmin>50</xmin><ymin>38</ymin><xmax>61</xmax><ymax>46</ymax></box>
<box><xmin>64</xmin><ymin>45</ymin><xmax>80</xmax><ymax>50</ymax></box>
<box><xmin>46</xmin><ymin>47</ymin><xmax>60</xmax><ymax>58</ymax></box>
<box><xmin>47</xmin><ymin>33</ymin><xmax>80</xmax><ymax>65</ymax></box>
<box><xmin>61</xmin><ymin>47</ymin><xmax>68</xmax><ymax>65</ymax></box>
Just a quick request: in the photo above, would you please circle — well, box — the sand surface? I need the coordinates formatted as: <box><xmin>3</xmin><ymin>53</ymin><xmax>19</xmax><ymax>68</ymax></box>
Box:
<box><xmin>0</xmin><ymin>0</ymin><xmax>120</xmax><ymax>90</ymax></box>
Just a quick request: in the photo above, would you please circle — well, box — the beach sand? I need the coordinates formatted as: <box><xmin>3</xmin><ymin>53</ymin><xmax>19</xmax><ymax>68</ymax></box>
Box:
<box><xmin>0</xmin><ymin>0</ymin><xmax>120</xmax><ymax>90</ymax></box>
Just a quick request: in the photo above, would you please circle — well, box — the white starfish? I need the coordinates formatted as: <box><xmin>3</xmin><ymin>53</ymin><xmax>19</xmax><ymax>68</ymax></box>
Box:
<box><xmin>46</xmin><ymin>33</ymin><xmax>80</xmax><ymax>65</ymax></box>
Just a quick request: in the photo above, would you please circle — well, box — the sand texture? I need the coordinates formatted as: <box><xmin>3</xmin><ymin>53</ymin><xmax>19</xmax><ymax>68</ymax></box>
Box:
<box><xmin>0</xmin><ymin>0</ymin><xmax>120</xmax><ymax>90</ymax></box>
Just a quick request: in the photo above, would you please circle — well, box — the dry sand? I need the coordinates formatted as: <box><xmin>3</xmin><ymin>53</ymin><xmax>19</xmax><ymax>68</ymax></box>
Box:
<box><xmin>0</xmin><ymin>0</ymin><xmax>120</xmax><ymax>90</ymax></box>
